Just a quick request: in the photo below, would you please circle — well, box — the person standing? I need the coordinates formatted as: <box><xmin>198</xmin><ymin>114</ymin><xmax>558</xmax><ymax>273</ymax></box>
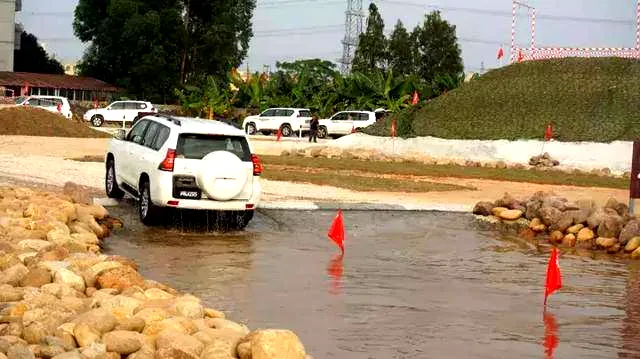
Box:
<box><xmin>309</xmin><ymin>115</ymin><xmax>319</xmax><ymax>143</ymax></box>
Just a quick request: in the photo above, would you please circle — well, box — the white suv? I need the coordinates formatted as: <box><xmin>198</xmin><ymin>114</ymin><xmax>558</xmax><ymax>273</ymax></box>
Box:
<box><xmin>84</xmin><ymin>100</ymin><xmax>156</xmax><ymax>127</ymax></box>
<box><xmin>104</xmin><ymin>114</ymin><xmax>263</xmax><ymax>228</ymax></box>
<box><xmin>242</xmin><ymin>108</ymin><xmax>312</xmax><ymax>137</ymax></box>
<box><xmin>304</xmin><ymin>110</ymin><xmax>377</xmax><ymax>138</ymax></box>
<box><xmin>14</xmin><ymin>95</ymin><xmax>73</xmax><ymax>119</ymax></box>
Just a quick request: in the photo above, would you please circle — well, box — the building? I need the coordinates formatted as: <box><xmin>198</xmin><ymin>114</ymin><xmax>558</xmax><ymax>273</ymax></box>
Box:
<box><xmin>0</xmin><ymin>71</ymin><xmax>120</xmax><ymax>101</ymax></box>
<box><xmin>64</xmin><ymin>63</ymin><xmax>78</xmax><ymax>76</ymax></box>
<box><xmin>0</xmin><ymin>0</ymin><xmax>21</xmax><ymax>72</ymax></box>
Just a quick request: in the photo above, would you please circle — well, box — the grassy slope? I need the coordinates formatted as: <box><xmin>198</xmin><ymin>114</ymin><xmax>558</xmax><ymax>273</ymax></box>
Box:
<box><xmin>0</xmin><ymin>107</ymin><xmax>111</xmax><ymax>138</ymax></box>
<box><xmin>367</xmin><ymin>57</ymin><xmax>640</xmax><ymax>142</ymax></box>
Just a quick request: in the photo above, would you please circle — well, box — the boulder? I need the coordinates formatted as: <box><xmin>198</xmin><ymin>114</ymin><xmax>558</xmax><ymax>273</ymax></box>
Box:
<box><xmin>51</xmin><ymin>351</ymin><xmax>84</xmax><ymax>359</ymax></box>
<box><xmin>203</xmin><ymin>308</ymin><xmax>225</xmax><ymax>320</ymax></box>
<box><xmin>632</xmin><ymin>247</ymin><xmax>640</xmax><ymax>260</ymax></box>
<box><xmin>53</xmin><ymin>269</ymin><xmax>85</xmax><ymax>293</ymax></box>
<box><xmin>525</xmin><ymin>200</ymin><xmax>542</xmax><ymax>220</ymax></box>
<box><xmin>562</xmin><ymin>234</ymin><xmax>577</xmax><ymax>248</ymax></box>
<box><xmin>17</xmin><ymin>240</ymin><xmax>53</xmax><ymax>252</ymax></box>
<box><xmin>79</xmin><ymin>342</ymin><xmax>106</xmax><ymax>358</ymax></box>
<box><xmin>116</xmin><ymin>317</ymin><xmax>146</xmax><ymax>333</ymax></box>
<box><xmin>626</xmin><ymin>237</ymin><xmax>640</xmax><ymax>253</ymax></box>
<box><xmin>577</xmin><ymin>228</ymin><xmax>595</xmax><ymax>242</ymax></box>
<box><xmin>96</xmin><ymin>266</ymin><xmax>145</xmax><ymax>292</ymax></box>
<box><xmin>246</xmin><ymin>329</ymin><xmax>306</xmax><ymax>359</ymax></box>
<box><xmin>102</xmin><ymin>330</ymin><xmax>144</xmax><ymax>355</ymax></box>
<box><xmin>1</xmin><ymin>264</ymin><xmax>29</xmax><ymax>287</ymax></box>
<box><xmin>73</xmin><ymin>323</ymin><xmax>100</xmax><ymax>347</ymax></box>
<box><xmin>0</xmin><ymin>286</ymin><xmax>23</xmax><ymax>302</ymax></box>
<box><xmin>134</xmin><ymin>308</ymin><xmax>171</xmax><ymax>327</ymax></box>
<box><xmin>142</xmin><ymin>317</ymin><xmax>197</xmax><ymax>337</ymax></box>
<box><xmin>472</xmin><ymin>202</ymin><xmax>494</xmax><ymax>216</ymax></box>
<box><xmin>566</xmin><ymin>224</ymin><xmax>584</xmax><ymax>234</ymax></box>
<box><xmin>22</xmin><ymin>322</ymin><xmax>49</xmax><ymax>345</ymax></box>
<box><xmin>20</xmin><ymin>267</ymin><xmax>52</xmax><ymax>288</ymax></box>
<box><xmin>144</xmin><ymin>288</ymin><xmax>174</xmax><ymax>301</ymax></box>
<box><xmin>597</xmin><ymin>212</ymin><xmax>624</xmax><ymax>239</ymax></box>
<box><xmin>6</xmin><ymin>344</ymin><xmax>35</xmax><ymax>359</ymax></box>
<box><xmin>540</xmin><ymin>206</ymin><xmax>563</xmax><ymax>228</ymax></box>
<box><xmin>587</xmin><ymin>208</ymin><xmax>606</xmax><ymax>229</ymax></box>
<box><xmin>620</xmin><ymin>220</ymin><xmax>640</xmax><ymax>245</ymax></box>
<box><xmin>498</xmin><ymin>209</ymin><xmax>523</xmax><ymax>221</ymax></box>
<box><xmin>549</xmin><ymin>231</ymin><xmax>565</xmax><ymax>244</ymax></box>
<box><xmin>550</xmin><ymin>211</ymin><xmax>574</xmax><ymax>233</ymax></box>
<box><xmin>206</xmin><ymin>319</ymin><xmax>249</xmax><ymax>336</ymax></box>
<box><xmin>607</xmin><ymin>243</ymin><xmax>622</xmax><ymax>254</ymax></box>
<box><xmin>72</xmin><ymin>309</ymin><xmax>118</xmax><ymax>334</ymax></box>
<box><xmin>74</xmin><ymin>204</ymin><xmax>108</xmax><ymax>221</ymax></box>
<box><xmin>198</xmin><ymin>329</ymin><xmax>243</xmax><ymax>359</ymax></box>
<box><xmin>494</xmin><ymin>193</ymin><xmax>521</xmax><ymax>210</ymax></box>
<box><xmin>155</xmin><ymin>330</ymin><xmax>204</xmax><ymax>358</ymax></box>
<box><xmin>62</xmin><ymin>182</ymin><xmax>91</xmax><ymax>205</ymax></box>
<box><xmin>490</xmin><ymin>207</ymin><xmax>508</xmax><ymax>217</ymax></box>
<box><xmin>596</xmin><ymin>237</ymin><xmax>619</xmax><ymax>249</ymax></box>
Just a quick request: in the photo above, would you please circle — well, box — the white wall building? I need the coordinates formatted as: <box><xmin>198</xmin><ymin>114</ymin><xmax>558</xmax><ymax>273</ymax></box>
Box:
<box><xmin>0</xmin><ymin>0</ymin><xmax>22</xmax><ymax>72</ymax></box>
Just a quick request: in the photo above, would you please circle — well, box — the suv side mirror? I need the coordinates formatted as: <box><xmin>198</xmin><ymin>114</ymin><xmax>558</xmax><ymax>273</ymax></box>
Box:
<box><xmin>114</xmin><ymin>129</ymin><xmax>126</xmax><ymax>141</ymax></box>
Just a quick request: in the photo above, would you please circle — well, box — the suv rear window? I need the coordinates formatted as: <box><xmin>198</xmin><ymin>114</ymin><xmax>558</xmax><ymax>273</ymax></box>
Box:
<box><xmin>177</xmin><ymin>134</ymin><xmax>251</xmax><ymax>161</ymax></box>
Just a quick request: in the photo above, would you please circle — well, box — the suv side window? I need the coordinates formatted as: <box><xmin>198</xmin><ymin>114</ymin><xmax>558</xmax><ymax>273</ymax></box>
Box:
<box><xmin>110</xmin><ymin>102</ymin><xmax>125</xmax><ymax>110</ymax></box>
<box><xmin>142</xmin><ymin>121</ymin><xmax>160</xmax><ymax>148</ymax></box>
<box><xmin>332</xmin><ymin>113</ymin><xmax>347</xmax><ymax>121</ymax></box>
<box><xmin>124</xmin><ymin>102</ymin><xmax>138</xmax><ymax>110</ymax></box>
<box><xmin>298</xmin><ymin>110</ymin><xmax>311</xmax><ymax>117</ymax></box>
<box><xmin>357</xmin><ymin>113</ymin><xmax>369</xmax><ymax>121</ymax></box>
<box><xmin>151</xmin><ymin>125</ymin><xmax>170</xmax><ymax>150</ymax></box>
<box><xmin>260</xmin><ymin>109</ymin><xmax>275</xmax><ymax>117</ymax></box>
<box><xmin>127</xmin><ymin>120</ymin><xmax>149</xmax><ymax>144</ymax></box>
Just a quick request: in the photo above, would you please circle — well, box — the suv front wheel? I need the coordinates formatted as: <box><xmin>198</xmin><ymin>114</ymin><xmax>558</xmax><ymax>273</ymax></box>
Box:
<box><xmin>139</xmin><ymin>179</ymin><xmax>162</xmax><ymax>225</ymax></box>
<box><xmin>105</xmin><ymin>159</ymin><xmax>124</xmax><ymax>199</ymax></box>
<box><xmin>91</xmin><ymin>115</ymin><xmax>104</xmax><ymax>127</ymax></box>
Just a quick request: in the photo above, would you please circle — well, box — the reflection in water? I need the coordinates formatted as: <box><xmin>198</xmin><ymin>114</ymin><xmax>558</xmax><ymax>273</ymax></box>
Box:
<box><xmin>620</xmin><ymin>266</ymin><xmax>640</xmax><ymax>359</ymax></box>
<box><xmin>543</xmin><ymin>310</ymin><xmax>559</xmax><ymax>359</ymax></box>
<box><xmin>327</xmin><ymin>253</ymin><xmax>344</xmax><ymax>295</ymax></box>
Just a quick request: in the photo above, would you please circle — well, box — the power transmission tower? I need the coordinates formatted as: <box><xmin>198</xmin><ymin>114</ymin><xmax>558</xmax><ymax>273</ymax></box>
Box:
<box><xmin>340</xmin><ymin>0</ymin><xmax>364</xmax><ymax>74</ymax></box>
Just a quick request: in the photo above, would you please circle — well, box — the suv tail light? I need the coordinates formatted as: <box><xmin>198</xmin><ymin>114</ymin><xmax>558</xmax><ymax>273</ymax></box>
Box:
<box><xmin>251</xmin><ymin>154</ymin><xmax>264</xmax><ymax>176</ymax></box>
<box><xmin>159</xmin><ymin>149</ymin><xmax>176</xmax><ymax>172</ymax></box>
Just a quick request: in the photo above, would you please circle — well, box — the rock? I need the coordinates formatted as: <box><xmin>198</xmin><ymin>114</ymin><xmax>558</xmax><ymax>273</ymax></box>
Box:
<box><xmin>472</xmin><ymin>202</ymin><xmax>494</xmax><ymax>216</ymax></box>
<box><xmin>70</xmin><ymin>233</ymin><xmax>99</xmax><ymax>246</ymax></box>
<box><xmin>74</xmin><ymin>204</ymin><xmax>108</xmax><ymax>221</ymax></box>
<box><xmin>237</xmin><ymin>341</ymin><xmax>251</xmax><ymax>359</ymax></box>
<box><xmin>206</xmin><ymin>319</ymin><xmax>249</xmax><ymax>336</ymax></box>
<box><xmin>6</xmin><ymin>344</ymin><xmax>35</xmax><ymax>359</ymax></box>
<box><xmin>103</xmin><ymin>330</ymin><xmax>144</xmax><ymax>355</ymax></box>
<box><xmin>607</xmin><ymin>243</ymin><xmax>622</xmax><ymax>254</ymax></box>
<box><xmin>116</xmin><ymin>317</ymin><xmax>146</xmax><ymax>333</ymax></box>
<box><xmin>23</xmin><ymin>322</ymin><xmax>49</xmax><ymax>345</ymax></box>
<box><xmin>199</xmin><ymin>329</ymin><xmax>243</xmax><ymax>359</ymax></box>
<box><xmin>203</xmin><ymin>309</ymin><xmax>225</xmax><ymax>319</ymax></box>
<box><xmin>632</xmin><ymin>247</ymin><xmax>640</xmax><ymax>260</ymax></box>
<box><xmin>17</xmin><ymin>240</ymin><xmax>53</xmax><ymax>252</ymax></box>
<box><xmin>596</xmin><ymin>237</ymin><xmax>618</xmax><ymax>249</ymax></box>
<box><xmin>143</xmin><ymin>288</ymin><xmax>173</xmax><ymax>301</ymax></box>
<box><xmin>597</xmin><ymin>212</ymin><xmax>624</xmax><ymax>239</ymax></box>
<box><xmin>73</xmin><ymin>323</ymin><xmax>100</xmax><ymax>347</ymax></box>
<box><xmin>84</xmin><ymin>261</ymin><xmax>123</xmax><ymax>288</ymax></box>
<box><xmin>525</xmin><ymin>200</ymin><xmax>542</xmax><ymax>220</ymax></box>
<box><xmin>96</xmin><ymin>266</ymin><xmax>145</xmax><ymax>292</ymax></box>
<box><xmin>528</xmin><ymin>218</ymin><xmax>546</xmax><ymax>232</ymax></box>
<box><xmin>72</xmin><ymin>309</ymin><xmax>118</xmax><ymax>334</ymax></box>
<box><xmin>577</xmin><ymin>228</ymin><xmax>595</xmax><ymax>241</ymax></box>
<box><xmin>36</xmin><ymin>247</ymin><xmax>70</xmax><ymax>263</ymax></box>
<box><xmin>174</xmin><ymin>301</ymin><xmax>204</xmax><ymax>320</ymax></box>
<box><xmin>620</xmin><ymin>220</ymin><xmax>640</xmax><ymax>245</ymax></box>
<box><xmin>562</xmin><ymin>234</ymin><xmax>577</xmax><ymax>248</ymax></box>
<box><xmin>1</xmin><ymin>264</ymin><xmax>29</xmax><ymax>287</ymax></box>
<box><xmin>19</xmin><ymin>268</ymin><xmax>52</xmax><ymax>288</ymax></box>
<box><xmin>155</xmin><ymin>330</ymin><xmax>204</xmax><ymax>358</ymax></box>
<box><xmin>626</xmin><ymin>237</ymin><xmax>640</xmax><ymax>252</ymax></box>
<box><xmin>490</xmin><ymin>207</ymin><xmax>508</xmax><ymax>217</ymax></box>
<box><xmin>53</xmin><ymin>269</ymin><xmax>85</xmax><ymax>293</ymax></box>
<box><xmin>567</xmin><ymin>224</ymin><xmax>584</xmax><ymax>234</ymax></box>
<box><xmin>95</xmin><ymin>295</ymin><xmax>144</xmax><ymax>320</ymax></box>
<box><xmin>134</xmin><ymin>308</ymin><xmax>170</xmax><ymax>327</ymax></box>
<box><xmin>248</xmin><ymin>329</ymin><xmax>306</xmax><ymax>359</ymax></box>
<box><xmin>142</xmin><ymin>317</ymin><xmax>197</xmax><ymax>337</ymax></box>
<box><xmin>494</xmin><ymin>193</ymin><xmax>521</xmax><ymax>210</ymax></box>
<box><xmin>51</xmin><ymin>351</ymin><xmax>83</xmax><ymax>359</ymax></box>
<box><xmin>38</xmin><ymin>343</ymin><xmax>65</xmax><ymax>358</ymax></box>
<box><xmin>0</xmin><ymin>286</ymin><xmax>23</xmax><ymax>302</ymax></box>
<box><xmin>498</xmin><ymin>209</ymin><xmax>523</xmax><ymax>221</ymax></box>
<box><xmin>79</xmin><ymin>342</ymin><xmax>106</xmax><ymax>358</ymax></box>
<box><xmin>46</xmin><ymin>230</ymin><xmax>72</xmax><ymax>247</ymax></box>
<box><xmin>550</xmin><ymin>211</ymin><xmax>574</xmax><ymax>232</ymax></box>
<box><xmin>62</xmin><ymin>182</ymin><xmax>91</xmax><ymax>205</ymax></box>
<box><xmin>605</xmin><ymin>197</ymin><xmax>619</xmax><ymax>211</ymax></box>
<box><xmin>540</xmin><ymin>206</ymin><xmax>563</xmax><ymax>228</ymax></box>
<box><xmin>587</xmin><ymin>208</ymin><xmax>606</xmax><ymax>229</ymax></box>
<box><xmin>549</xmin><ymin>231</ymin><xmax>564</xmax><ymax>244</ymax></box>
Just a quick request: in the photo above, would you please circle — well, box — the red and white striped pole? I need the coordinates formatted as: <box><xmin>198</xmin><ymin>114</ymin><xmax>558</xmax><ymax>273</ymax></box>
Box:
<box><xmin>531</xmin><ymin>8</ymin><xmax>537</xmax><ymax>55</ymax></box>
<box><xmin>510</xmin><ymin>0</ymin><xmax>518</xmax><ymax>63</ymax></box>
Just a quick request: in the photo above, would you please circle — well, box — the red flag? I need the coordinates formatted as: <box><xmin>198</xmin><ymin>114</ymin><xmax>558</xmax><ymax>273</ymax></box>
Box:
<box><xmin>497</xmin><ymin>47</ymin><xmax>504</xmax><ymax>60</ymax></box>
<box><xmin>411</xmin><ymin>91</ymin><xmax>419</xmax><ymax>105</ymax></box>
<box><xmin>518</xmin><ymin>50</ymin><xmax>525</xmax><ymax>63</ymax></box>
<box><xmin>544</xmin><ymin>124</ymin><xmax>553</xmax><ymax>141</ymax></box>
<box><xmin>276</xmin><ymin>128</ymin><xmax>282</xmax><ymax>141</ymax></box>
<box><xmin>328</xmin><ymin>209</ymin><xmax>345</xmax><ymax>253</ymax></box>
<box><xmin>351</xmin><ymin>125</ymin><xmax>356</xmax><ymax>133</ymax></box>
<box><xmin>544</xmin><ymin>248</ymin><xmax>562</xmax><ymax>305</ymax></box>
<box><xmin>391</xmin><ymin>119</ymin><xmax>397</xmax><ymax>138</ymax></box>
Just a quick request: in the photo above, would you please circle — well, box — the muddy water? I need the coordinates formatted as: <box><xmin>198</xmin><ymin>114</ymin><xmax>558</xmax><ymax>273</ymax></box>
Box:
<box><xmin>104</xmin><ymin>207</ymin><xmax>640</xmax><ymax>359</ymax></box>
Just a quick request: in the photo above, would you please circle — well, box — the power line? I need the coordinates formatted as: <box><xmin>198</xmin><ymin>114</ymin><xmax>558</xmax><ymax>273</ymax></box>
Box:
<box><xmin>382</xmin><ymin>0</ymin><xmax>637</xmax><ymax>25</ymax></box>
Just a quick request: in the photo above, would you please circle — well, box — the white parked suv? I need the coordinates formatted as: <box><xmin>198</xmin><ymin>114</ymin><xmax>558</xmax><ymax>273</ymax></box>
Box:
<box><xmin>14</xmin><ymin>95</ymin><xmax>73</xmax><ymax>119</ymax></box>
<box><xmin>104</xmin><ymin>114</ymin><xmax>263</xmax><ymax>228</ymax></box>
<box><xmin>242</xmin><ymin>108</ymin><xmax>312</xmax><ymax>137</ymax></box>
<box><xmin>303</xmin><ymin>110</ymin><xmax>377</xmax><ymax>138</ymax></box>
<box><xmin>84</xmin><ymin>100</ymin><xmax>156</xmax><ymax>127</ymax></box>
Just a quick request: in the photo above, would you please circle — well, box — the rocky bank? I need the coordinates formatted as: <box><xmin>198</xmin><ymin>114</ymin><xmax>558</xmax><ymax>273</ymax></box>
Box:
<box><xmin>473</xmin><ymin>192</ymin><xmax>640</xmax><ymax>259</ymax></box>
<box><xmin>0</xmin><ymin>186</ymin><xmax>308</xmax><ymax>359</ymax></box>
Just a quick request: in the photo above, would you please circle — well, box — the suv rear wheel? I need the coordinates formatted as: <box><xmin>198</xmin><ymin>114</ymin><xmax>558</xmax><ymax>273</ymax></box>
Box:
<box><xmin>139</xmin><ymin>179</ymin><xmax>162</xmax><ymax>225</ymax></box>
<box><xmin>318</xmin><ymin>126</ymin><xmax>328</xmax><ymax>139</ymax></box>
<box><xmin>280</xmin><ymin>124</ymin><xmax>293</xmax><ymax>137</ymax></box>
<box><xmin>105</xmin><ymin>159</ymin><xmax>124</xmax><ymax>199</ymax></box>
<box><xmin>91</xmin><ymin>115</ymin><xmax>104</xmax><ymax>127</ymax></box>
<box><xmin>245</xmin><ymin>123</ymin><xmax>257</xmax><ymax>135</ymax></box>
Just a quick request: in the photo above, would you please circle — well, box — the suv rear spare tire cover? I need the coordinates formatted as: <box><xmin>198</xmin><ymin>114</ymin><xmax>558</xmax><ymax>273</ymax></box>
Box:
<box><xmin>197</xmin><ymin>151</ymin><xmax>249</xmax><ymax>201</ymax></box>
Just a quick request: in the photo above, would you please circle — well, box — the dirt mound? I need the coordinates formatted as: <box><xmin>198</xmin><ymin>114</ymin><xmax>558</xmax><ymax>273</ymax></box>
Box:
<box><xmin>0</xmin><ymin>106</ymin><xmax>110</xmax><ymax>138</ymax></box>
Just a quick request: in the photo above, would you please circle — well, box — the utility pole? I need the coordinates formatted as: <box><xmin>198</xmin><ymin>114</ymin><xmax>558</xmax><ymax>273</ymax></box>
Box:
<box><xmin>340</xmin><ymin>0</ymin><xmax>364</xmax><ymax>74</ymax></box>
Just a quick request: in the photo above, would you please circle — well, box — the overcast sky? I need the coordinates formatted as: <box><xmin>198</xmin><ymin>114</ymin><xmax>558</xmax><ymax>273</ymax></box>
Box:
<box><xmin>15</xmin><ymin>0</ymin><xmax>639</xmax><ymax>73</ymax></box>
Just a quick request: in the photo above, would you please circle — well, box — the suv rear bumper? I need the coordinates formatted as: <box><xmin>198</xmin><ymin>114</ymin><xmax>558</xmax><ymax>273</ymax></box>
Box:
<box><xmin>151</xmin><ymin>172</ymin><xmax>261</xmax><ymax>211</ymax></box>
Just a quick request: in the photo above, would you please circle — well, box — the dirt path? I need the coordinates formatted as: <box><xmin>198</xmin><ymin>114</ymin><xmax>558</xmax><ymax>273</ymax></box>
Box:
<box><xmin>0</xmin><ymin>136</ymin><xmax>628</xmax><ymax>207</ymax></box>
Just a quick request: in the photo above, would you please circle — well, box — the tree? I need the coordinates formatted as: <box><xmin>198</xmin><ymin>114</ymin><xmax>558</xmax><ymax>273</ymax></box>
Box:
<box><xmin>413</xmin><ymin>11</ymin><xmax>463</xmax><ymax>84</ymax></box>
<box><xmin>13</xmin><ymin>31</ymin><xmax>64</xmax><ymax>74</ymax></box>
<box><xmin>352</xmin><ymin>3</ymin><xmax>387</xmax><ymax>74</ymax></box>
<box><xmin>388</xmin><ymin>20</ymin><xmax>414</xmax><ymax>77</ymax></box>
